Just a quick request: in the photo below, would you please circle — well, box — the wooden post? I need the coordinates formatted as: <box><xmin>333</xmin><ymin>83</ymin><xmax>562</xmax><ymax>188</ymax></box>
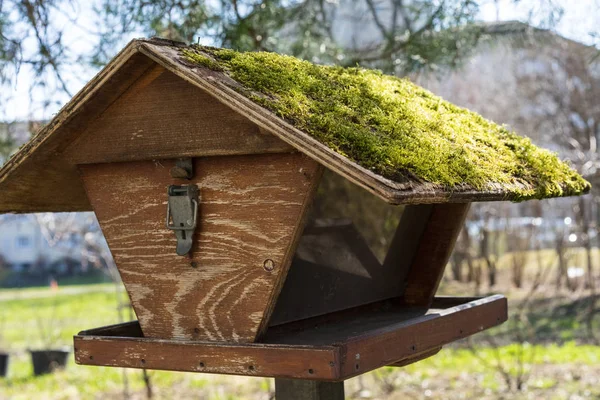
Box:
<box><xmin>402</xmin><ymin>203</ymin><xmax>471</xmax><ymax>307</ymax></box>
<box><xmin>275</xmin><ymin>379</ymin><xmax>344</xmax><ymax>400</ymax></box>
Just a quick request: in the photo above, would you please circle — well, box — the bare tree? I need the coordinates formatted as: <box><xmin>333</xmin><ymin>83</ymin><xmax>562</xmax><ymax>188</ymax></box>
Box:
<box><xmin>508</xmin><ymin>223</ymin><xmax>530</xmax><ymax>289</ymax></box>
<box><xmin>468</xmin><ymin>213</ymin><xmax>556</xmax><ymax>393</ymax></box>
<box><xmin>516</xmin><ymin>38</ymin><xmax>599</xmax><ymax>293</ymax></box>
<box><xmin>1</xmin><ymin>0</ymin><xmax>569</xmax><ymax>117</ymax></box>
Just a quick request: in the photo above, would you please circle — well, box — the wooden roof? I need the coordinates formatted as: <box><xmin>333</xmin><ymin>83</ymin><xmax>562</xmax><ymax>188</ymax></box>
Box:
<box><xmin>0</xmin><ymin>38</ymin><xmax>589</xmax><ymax>213</ymax></box>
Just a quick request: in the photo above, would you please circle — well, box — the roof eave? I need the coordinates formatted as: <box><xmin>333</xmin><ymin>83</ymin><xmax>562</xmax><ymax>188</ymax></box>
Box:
<box><xmin>0</xmin><ymin>38</ymin><xmax>587</xmax><ymax>213</ymax></box>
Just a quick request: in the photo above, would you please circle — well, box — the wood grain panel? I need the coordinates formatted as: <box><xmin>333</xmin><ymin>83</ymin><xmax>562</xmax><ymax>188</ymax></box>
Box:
<box><xmin>66</xmin><ymin>68</ymin><xmax>292</xmax><ymax>164</ymax></box>
<box><xmin>382</xmin><ymin>204</ymin><xmax>433</xmax><ymax>289</ymax></box>
<box><xmin>79</xmin><ymin>153</ymin><xmax>320</xmax><ymax>342</ymax></box>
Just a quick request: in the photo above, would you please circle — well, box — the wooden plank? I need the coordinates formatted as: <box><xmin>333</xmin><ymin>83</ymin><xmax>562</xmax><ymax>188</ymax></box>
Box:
<box><xmin>79</xmin><ymin>153</ymin><xmax>321</xmax><ymax>342</ymax></box>
<box><xmin>74</xmin><ymin>334</ymin><xmax>340</xmax><ymax>381</ymax></box>
<box><xmin>65</xmin><ymin>68</ymin><xmax>292</xmax><ymax>165</ymax></box>
<box><xmin>402</xmin><ymin>203</ymin><xmax>470</xmax><ymax>306</ymax></box>
<box><xmin>275</xmin><ymin>379</ymin><xmax>345</xmax><ymax>400</ymax></box>
<box><xmin>382</xmin><ymin>204</ymin><xmax>433</xmax><ymax>291</ymax></box>
<box><xmin>338</xmin><ymin>295</ymin><xmax>506</xmax><ymax>379</ymax></box>
<box><xmin>73</xmin><ymin>296</ymin><xmax>507</xmax><ymax>381</ymax></box>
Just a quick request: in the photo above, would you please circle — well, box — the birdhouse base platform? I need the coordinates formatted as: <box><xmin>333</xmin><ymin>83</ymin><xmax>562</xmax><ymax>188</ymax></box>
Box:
<box><xmin>74</xmin><ymin>295</ymin><xmax>506</xmax><ymax>381</ymax></box>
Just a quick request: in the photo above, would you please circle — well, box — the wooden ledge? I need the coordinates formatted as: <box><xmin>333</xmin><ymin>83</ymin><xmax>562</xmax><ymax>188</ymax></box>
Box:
<box><xmin>74</xmin><ymin>295</ymin><xmax>507</xmax><ymax>381</ymax></box>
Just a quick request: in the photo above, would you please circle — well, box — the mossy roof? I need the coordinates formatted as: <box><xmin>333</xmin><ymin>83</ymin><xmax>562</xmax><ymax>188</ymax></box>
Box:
<box><xmin>180</xmin><ymin>44</ymin><xmax>590</xmax><ymax>201</ymax></box>
<box><xmin>0</xmin><ymin>38</ymin><xmax>590</xmax><ymax>214</ymax></box>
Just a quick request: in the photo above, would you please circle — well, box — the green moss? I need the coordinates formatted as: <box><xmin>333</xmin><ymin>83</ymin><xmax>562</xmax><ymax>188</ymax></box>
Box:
<box><xmin>181</xmin><ymin>46</ymin><xmax>590</xmax><ymax>200</ymax></box>
<box><xmin>182</xmin><ymin>51</ymin><xmax>224</xmax><ymax>71</ymax></box>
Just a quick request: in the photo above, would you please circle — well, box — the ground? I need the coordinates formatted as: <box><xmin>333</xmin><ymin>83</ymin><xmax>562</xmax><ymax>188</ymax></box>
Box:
<box><xmin>0</xmin><ymin>249</ymin><xmax>599</xmax><ymax>399</ymax></box>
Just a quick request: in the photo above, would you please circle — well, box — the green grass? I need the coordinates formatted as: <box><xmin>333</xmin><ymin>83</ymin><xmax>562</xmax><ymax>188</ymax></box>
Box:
<box><xmin>0</xmin><ymin>284</ymin><xmax>272</xmax><ymax>399</ymax></box>
<box><xmin>411</xmin><ymin>342</ymin><xmax>600</xmax><ymax>373</ymax></box>
<box><xmin>0</xmin><ymin>282</ymin><xmax>598</xmax><ymax>399</ymax></box>
<box><xmin>181</xmin><ymin>45</ymin><xmax>590</xmax><ymax>200</ymax></box>
<box><xmin>0</xmin><ymin>285</ymin><xmax>120</xmax><ymax>349</ymax></box>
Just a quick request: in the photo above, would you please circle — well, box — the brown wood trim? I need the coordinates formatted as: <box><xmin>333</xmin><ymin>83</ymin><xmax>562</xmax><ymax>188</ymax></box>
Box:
<box><xmin>74</xmin><ymin>295</ymin><xmax>506</xmax><ymax>381</ymax></box>
<box><xmin>256</xmin><ymin>164</ymin><xmax>324</xmax><ymax>338</ymax></box>
<box><xmin>74</xmin><ymin>332</ymin><xmax>341</xmax><ymax>381</ymax></box>
<box><xmin>382</xmin><ymin>204</ymin><xmax>434</xmax><ymax>295</ymax></box>
<box><xmin>402</xmin><ymin>203</ymin><xmax>471</xmax><ymax>306</ymax></box>
<box><xmin>338</xmin><ymin>295</ymin><xmax>506</xmax><ymax>379</ymax></box>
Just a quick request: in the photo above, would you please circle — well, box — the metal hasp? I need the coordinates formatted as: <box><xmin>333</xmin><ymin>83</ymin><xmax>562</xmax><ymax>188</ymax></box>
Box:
<box><xmin>166</xmin><ymin>185</ymin><xmax>199</xmax><ymax>256</ymax></box>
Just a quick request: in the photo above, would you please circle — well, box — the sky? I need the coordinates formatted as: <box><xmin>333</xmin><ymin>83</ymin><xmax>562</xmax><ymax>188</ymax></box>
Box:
<box><xmin>3</xmin><ymin>0</ymin><xmax>600</xmax><ymax>121</ymax></box>
<box><xmin>479</xmin><ymin>0</ymin><xmax>599</xmax><ymax>44</ymax></box>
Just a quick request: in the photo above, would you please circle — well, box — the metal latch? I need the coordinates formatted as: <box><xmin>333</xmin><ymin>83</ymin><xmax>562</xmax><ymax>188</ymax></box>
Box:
<box><xmin>166</xmin><ymin>185</ymin><xmax>199</xmax><ymax>256</ymax></box>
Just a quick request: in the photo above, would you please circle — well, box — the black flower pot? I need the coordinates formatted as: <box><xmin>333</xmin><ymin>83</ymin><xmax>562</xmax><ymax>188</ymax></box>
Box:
<box><xmin>0</xmin><ymin>353</ymin><xmax>8</xmax><ymax>377</ymax></box>
<box><xmin>29</xmin><ymin>349</ymin><xmax>70</xmax><ymax>376</ymax></box>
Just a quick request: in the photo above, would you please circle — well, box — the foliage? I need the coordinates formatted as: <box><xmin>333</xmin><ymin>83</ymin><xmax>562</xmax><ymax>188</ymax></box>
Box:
<box><xmin>182</xmin><ymin>44</ymin><xmax>589</xmax><ymax>199</ymax></box>
<box><xmin>92</xmin><ymin>0</ymin><xmax>485</xmax><ymax>72</ymax></box>
<box><xmin>0</xmin><ymin>0</ymin><xmax>78</xmax><ymax>114</ymax></box>
<box><xmin>0</xmin><ymin>134</ymin><xmax>14</xmax><ymax>164</ymax></box>
<box><xmin>0</xmin><ymin>0</ymin><xmax>567</xmax><ymax>116</ymax></box>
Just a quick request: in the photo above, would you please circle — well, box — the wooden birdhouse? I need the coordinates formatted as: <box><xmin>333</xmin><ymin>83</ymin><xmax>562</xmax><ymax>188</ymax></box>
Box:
<box><xmin>0</xmin><ymin>38</ymin><xmax>590</xmax><ymax>397</ymax></box>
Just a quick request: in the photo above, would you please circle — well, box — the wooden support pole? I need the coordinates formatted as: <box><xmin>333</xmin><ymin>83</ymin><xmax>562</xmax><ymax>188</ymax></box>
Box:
<box><xmin>402</xmin><ymin>203</ymin><xmax>471</xmax><ymax>307</ymax></box>
<box><xmin>275</xmin><ymin>379</ymin><xmax>345</xmax><ymax>400</ymax></box>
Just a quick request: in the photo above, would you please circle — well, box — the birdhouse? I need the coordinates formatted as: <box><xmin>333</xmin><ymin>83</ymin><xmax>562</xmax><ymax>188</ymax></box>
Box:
<box><xmin>0</xmin><ymin>38</ymin><xmax>589</xmax><ymax>395</ymax></box>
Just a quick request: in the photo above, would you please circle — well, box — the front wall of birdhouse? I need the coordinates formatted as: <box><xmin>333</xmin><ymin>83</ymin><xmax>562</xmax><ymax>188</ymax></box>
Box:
<box><xmin>65</xmin><ymin>66</ymin><xmax>293</xmax><ymax>165</ymax></box>
<box><xmin>79</xmin><ymin>153</ymin><xmax>321</xmax><ymax>342</ymax></box>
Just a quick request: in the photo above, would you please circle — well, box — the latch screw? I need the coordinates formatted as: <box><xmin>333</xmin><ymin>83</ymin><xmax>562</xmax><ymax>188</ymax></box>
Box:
<box><xmin>263</xmin><ymin>259</ymin><xmax>275</xmax><ymax>272</ymax></box>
